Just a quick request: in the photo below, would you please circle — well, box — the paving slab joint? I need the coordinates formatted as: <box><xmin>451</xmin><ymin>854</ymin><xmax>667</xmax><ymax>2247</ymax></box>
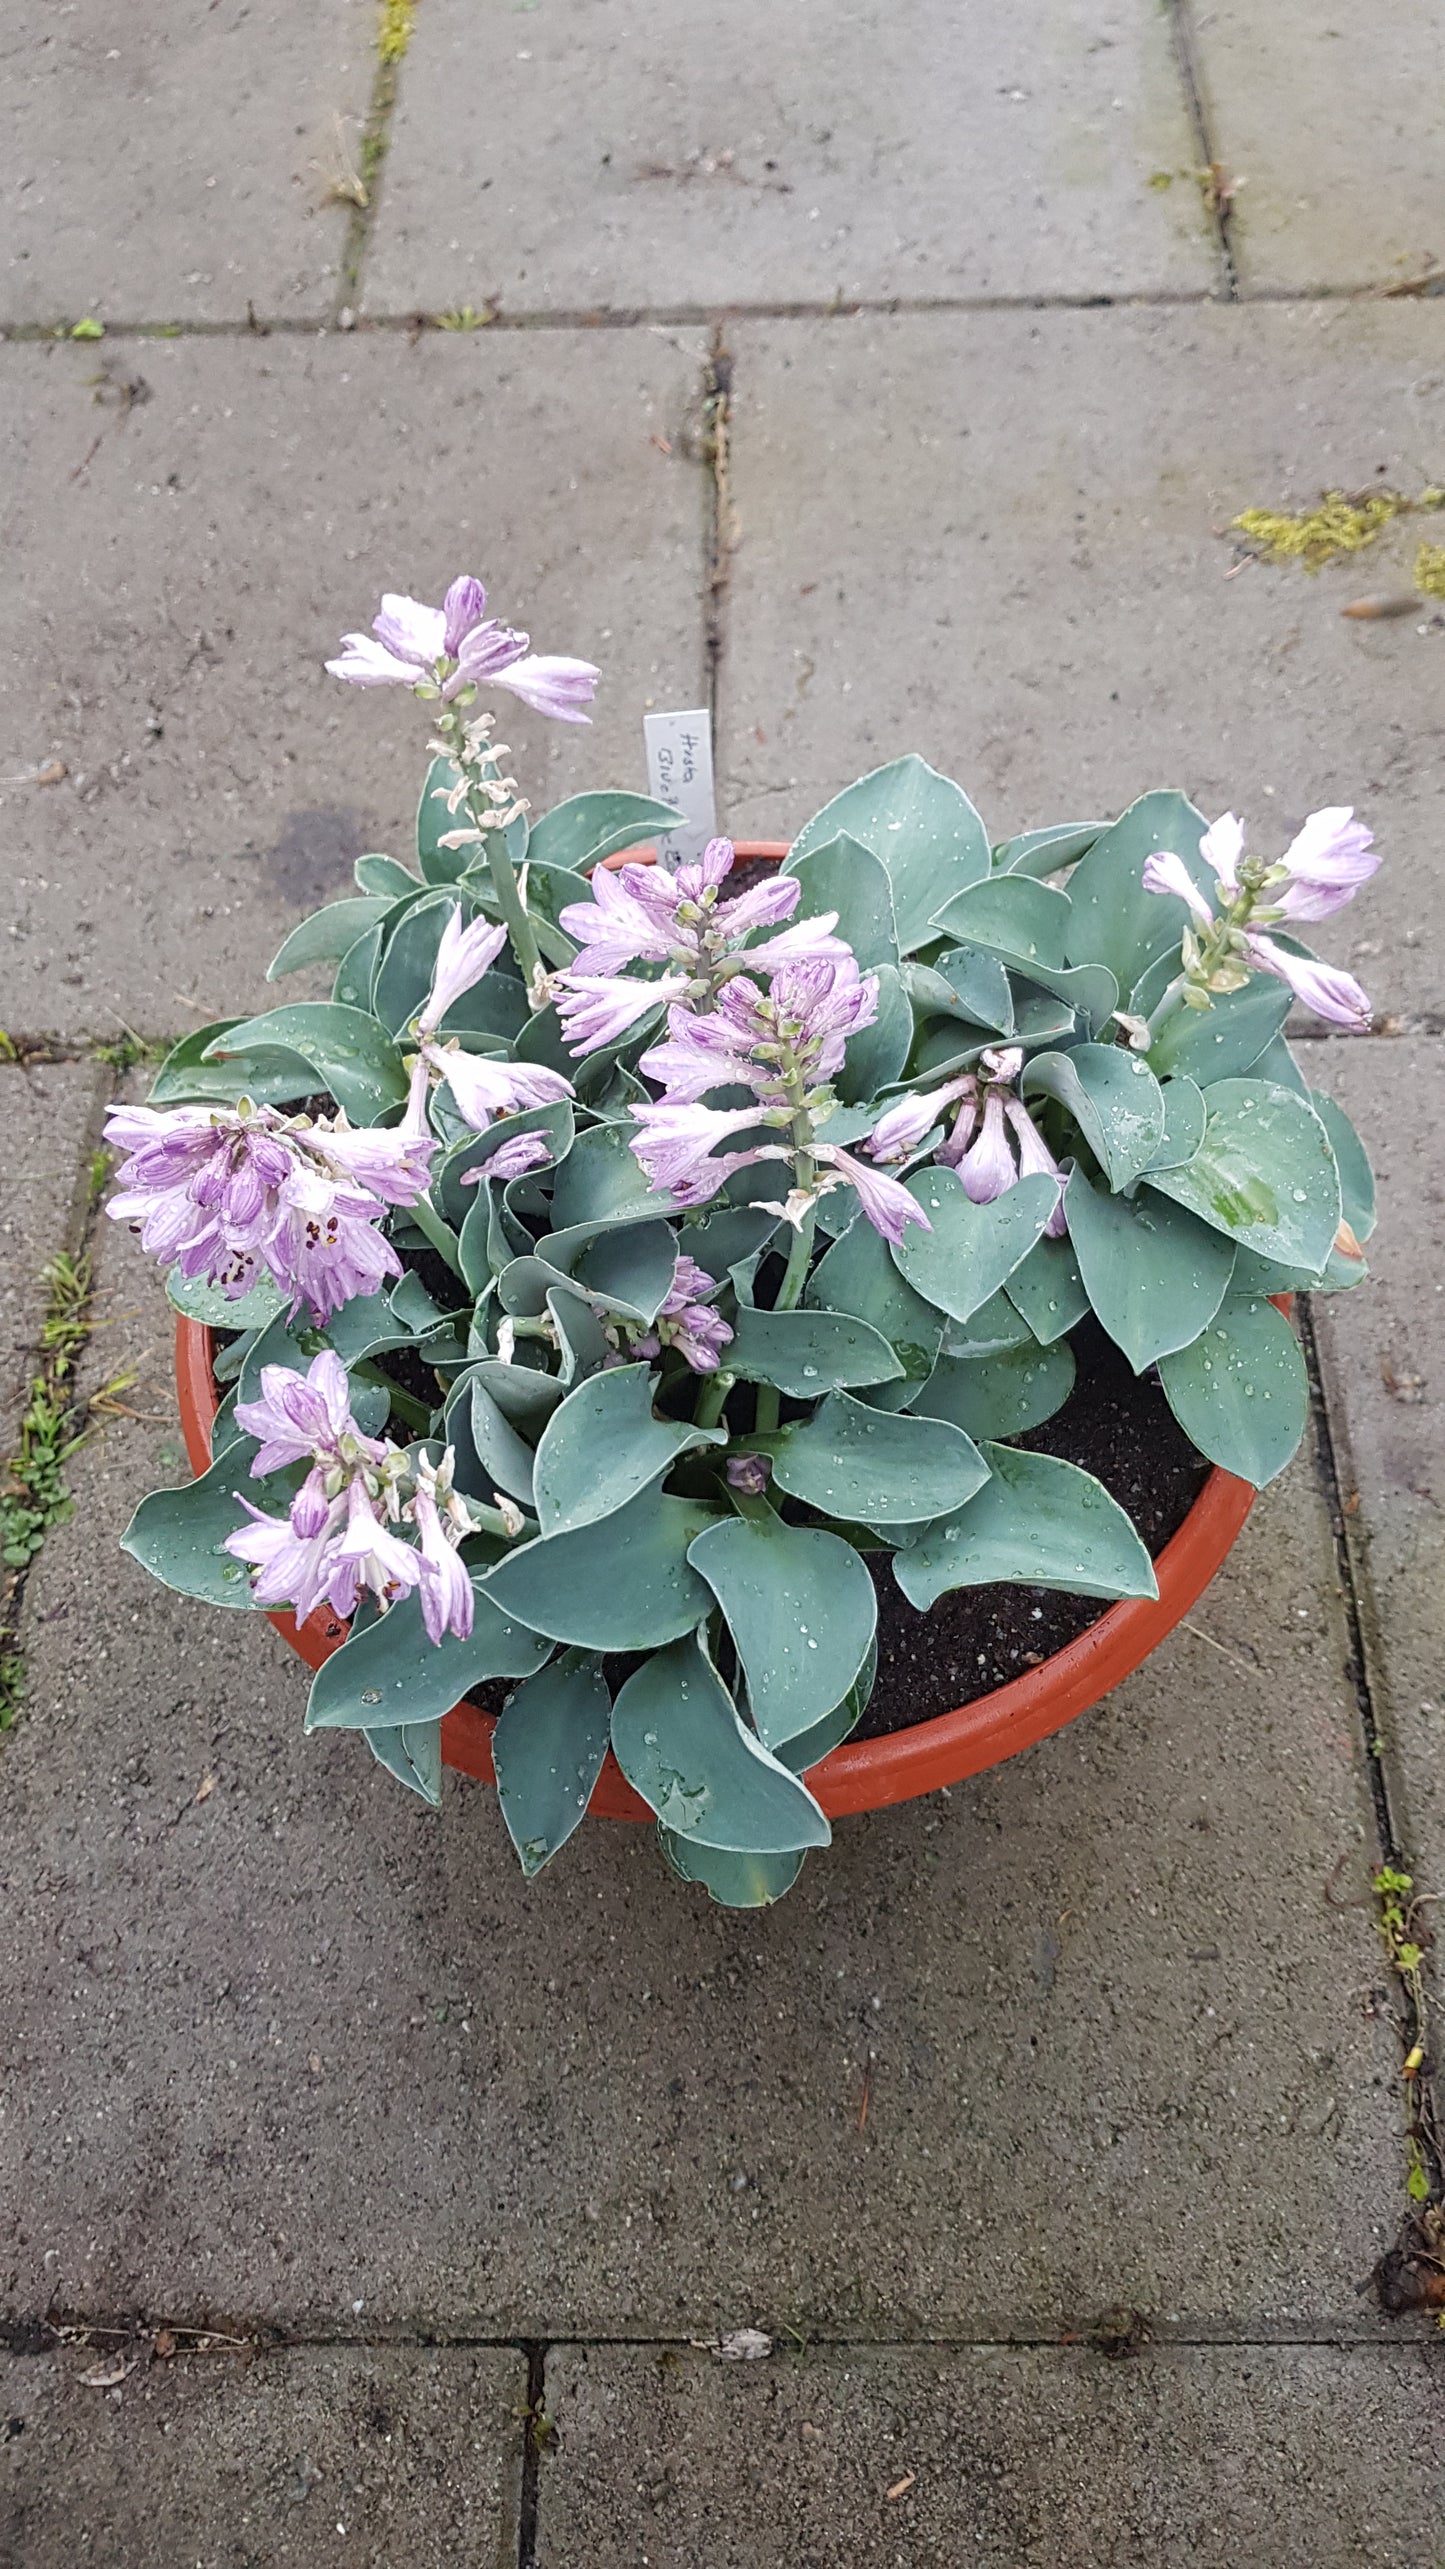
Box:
<box><xmin>0</xmin><ymin>1063</ymin><xmax>121</xmax><ymax>1737</ymax></box>
<box><xmin>699</xmin><ymin>329</ymin><xmax>735</xmax><ymax>729</ymax></box>
<box><xmin>515</xmin><ymin>2343</ymin><xmax>550</xmax><ymax>2569</ymax></box>
<box><xmin>1299</xmin><ymin>1298</ymin><xmax>1443</xmax><ymax>2219</ymax></box>
<box><xmin>334</xmin><ymin>0</ymin><xmax>420</xmax><ymax>321</ymax></box>
<box><xmin>1165</xmin><ymin>0</ymin><xmax>1239</xmax><ymax>300</ymax></box>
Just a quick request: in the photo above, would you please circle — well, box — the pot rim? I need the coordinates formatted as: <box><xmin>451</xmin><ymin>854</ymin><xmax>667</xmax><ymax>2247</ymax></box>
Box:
<box><xmin>173</xmin><ymin>834</ymin><xmax>1259</xmax><ymax>1821</ymax></box>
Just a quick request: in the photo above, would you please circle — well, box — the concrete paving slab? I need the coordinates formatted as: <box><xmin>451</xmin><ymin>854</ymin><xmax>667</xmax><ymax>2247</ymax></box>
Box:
<box><xmin>2</xmin><ymin>0</ymin><xmax>372</xmax><ymax>327</ymax></box>
<box><xmin>364</xmin><ymin>0</ymin><xmax>1215</xmax><ymax>316</ymax></box>
<box><xmin>0</xmin><ymin>2343</ymin><xmax>525</xmax><ymax>2567</ymax></box>
<box><xmin>0</xmin><ymin>329</ymin><xmax>707</xmax><ymax>1042</ymax></box>
<box><xmin>1308</xmin><ymin>1034</ymin><xmax>1445</xmax><ymax>1905</ymax></box>
<box><xmin>720</xmin><ymin>302</ymin><xmax>1445</xmax><ymax>1021</ymax></box>
<box><xmin>0</xmin><ymin>1060</ymin><xmax>104</xmax><ymax>1454</ymax></box>
<box><xmin>0</xmin><ymin>1215</ymin><xmax>1400</xmax><ymax>2338</ymax></box>
<box><xmin>1193</xmin><ymin>0</ymin><xmax>1445</xmax><ymax>295</ymax></box>
<box><xmin>536</xmin><ymin>2341</ymin><xmax>1443</xmax><ymax>2568</ymax></box>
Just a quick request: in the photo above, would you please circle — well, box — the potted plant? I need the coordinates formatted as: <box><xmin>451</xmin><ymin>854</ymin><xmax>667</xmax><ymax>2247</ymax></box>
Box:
<box><xmin>114</xmin><ymin>575</ymin><xmax>1379</xmax><ymax>1906</ymax></box>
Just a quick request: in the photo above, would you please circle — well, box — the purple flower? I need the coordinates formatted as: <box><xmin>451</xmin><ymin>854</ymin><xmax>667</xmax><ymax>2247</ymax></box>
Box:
<box><xmin>1271</xmin><ymin>806</ymin><xmax>1378</xmax><ymax>923</ymax></box>
<box><xmin>739</xmin><ymin>911</ymin><xmax>849</xmax><ymax>971</ymax></box>
<box><xmin>104</xmin><ymin>1097</ymin><xmax>436</xmax><ymax>1326</ymax></box>
<box><xmin>725</xmin><ymin>1452</ymin><xmax>772</xmax><ymax>1494</ymax></box>
<box><xmin>557</xmin><ymin>841</ymin><xmax>837</xmax><ymax>1003</ymax></box>
<box><xmin>411</xmin><ymin>1485</ymin><xmax>475</xmax><ymax>1645</ymax></box>
<box><xmin>327</xmin><ymin>578</ymin><xmax>597</xmax><ymax>719</ymax></box>
<box><xmin>1244</xmin><ymin>934</ymin><xmax>1373</xmax><ymax>1031</ymax></box>
<box><xmin>956</xmin><ymin>1092</ymin><xmax>1017</xmax><ymax>1205</ymax></box>
<box><xmin>628</xmin><ymin>1099</ymin><xmax>777</xmax><ymax>1207</ymax></box>
<box><xmin>234</xmin><ymin>1348</ymin><xmax>382</xmax><ymax>1478</ymax></box>
<box><xmin>487</xmin><ymin>655</ymin><xmax>598</xmax><ymax>723</ymax></box>
<box><xmin>326</xmin><ymin>1476</ymin><xmax>423</xmax><ymax>1620</ymax></box>
<box><xmin>1003</xmin><ymin>1100</ymin><xmax>1068</xmax><ymax>1237</ymax></box>
<box><xmin>636</xmin><ymin>1006</ymin><xmax>756</xmax><ymax>1101</ymax></box>
<box><xmin>416</xmin><ymin>908</ymin><xmax>509</xmax><ymax>1037</ymax></box>
<box><xmin>424</xmin><ymin>1043</ymin><xmax>574</xmax><ymax>1130</ymax></box>
<box><xmin>553</xmin><ymin>970</ymin><xmax>692</xmax><ymax>1056</ymax></box>
<box><xmin>636</xmin><ymin>1256</ymin><xmax>736</xmax><ymax>1374</ymax></box>
<box><xmin>865</xmin><ymin>1074</ymin><xmax>975</xmax><ymax>1165</ymax></box>
<box><xmin>1141</xmin><ymin>849</ymin><xmax>1215</xmax><ymax>927</ymax></box>
<box><xmin>813</xmin><ymin>1144</ymin><xmax>931</xmax><ymax>1247</ymax></box>
<box><xmin>461</xmin><ymin>1129</ymin><xmax>556</xmax><ymax>1185</ymax></box>
<box><xmin>1198</xmin><ymin>812</ymin><xmax>1245</xmax><ymax>896</ymax></box>
<box><xmin>558</xmin><ymin>864</ymin><xmax>676</xmax><ymax>972</ymax></box>
<box><xmin>224</xmin><ymin>1491</ymin><xmax>348</xmax><ymax>1628</ymax></box>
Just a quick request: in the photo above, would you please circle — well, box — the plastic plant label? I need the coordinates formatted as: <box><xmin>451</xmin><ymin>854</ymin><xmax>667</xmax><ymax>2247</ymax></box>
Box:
<box><xmin>644</xmin><ymin>707</ymin><xmax>716</xmax><ymax>862</ymax></box>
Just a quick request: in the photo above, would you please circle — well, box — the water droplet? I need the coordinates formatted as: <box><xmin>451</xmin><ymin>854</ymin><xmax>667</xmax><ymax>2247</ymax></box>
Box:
<box><xmin>361</xmin><ymin>1689</ymin><xmax>382</xmax><ymax>1705</ymax></box>
<box><xmin>1291</xmin><ymin>1188</ymin><xmax>1307</xmax><ymax>1204</ymax></box>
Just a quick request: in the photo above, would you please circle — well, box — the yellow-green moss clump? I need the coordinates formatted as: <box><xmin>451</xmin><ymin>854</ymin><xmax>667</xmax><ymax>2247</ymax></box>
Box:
<box><xmin>1414</xmin><ymin>542</ymin><xmax>1445</xmax><ymax>600</ymax></box>
<box><xmin>378</xmin><ymin>0</ymin><xmax>416</xmax><ymax>65</ymax></box>
<box><xmin>1233</xmin><ymin>487</ymin><xmax>1445</xmax><ymax>573</ymax></box>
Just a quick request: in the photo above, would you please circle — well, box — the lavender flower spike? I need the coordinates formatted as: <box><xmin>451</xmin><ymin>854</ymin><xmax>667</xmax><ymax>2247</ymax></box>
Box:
<box><xmin>416</xmin><ymin>908</ymin><xmax>509</xmax><ymax>1037</ymax></box>
<box><xmin>1244</xmin><ymin>934</ymin><xmax>1373</xmax><ymax>1031</ymax></box>
<box><xmin>411</xmin><ymin>1485</ymin><xmax>475</xmax><ymax>1645</ymax></box>
<box><xmin>865</xmin><ymin>1074</ymin><xmax>975</xmax><ymax>1165</ymax></box>
<box><xmin>630</xmin><ymin>1256</ymin><xmax>735</xmax><ymax>1374</ymax></box>
<box><xmin>462</xmin><ymin>1130</ymin><xmax>556</xmax><ymax>1185</ymax></box>
<box><xmin>629</xmin><ymin>1098</ymin><xmax>776</xmax><ymax>1204</ymax></box>
<box><xmin>224</xmin><ymin>1492</ymin><xmax>347</xmax><ymax>1629</ymax></box>
<box><xmin>327</xmin><ymin>578</ymin><xmax>598</xmax><ymax>719</ymax></box>
<box><xmin>1197</xmin><ymin>812</ymin><xmax>1245</xmax><ymax>895</ymax></box>
<box><xmin>555</xmin><ymin>971</ymin><xmax>692</xmax><ymax>1056</ymax></box>
<box><xmin>327</xmin><ymin>1477</ymin><xmax>423</xmax><ymax>1620</ymax></box>
<box><xmin>424</xmin><ymin>1043</ymin><xmax>574</xmax><ymax>1131</ymax></box>
<box><xmin>488</xmin><ymin>656</ymin><xmax>598</xmax><ymax>724</ymax></box>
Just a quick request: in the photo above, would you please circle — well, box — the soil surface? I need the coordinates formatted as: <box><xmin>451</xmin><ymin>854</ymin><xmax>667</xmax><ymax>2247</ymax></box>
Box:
<box><xmin>856</xmin><ymin>1321</ymin><xmax>1210</xmax><ymax>1738</ymax></box>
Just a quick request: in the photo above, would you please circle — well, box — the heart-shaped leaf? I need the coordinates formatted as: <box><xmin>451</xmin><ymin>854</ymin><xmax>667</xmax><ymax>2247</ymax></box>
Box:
<box><xmin>1310</xmin><ymin>1089</ymin><xmax>1375</xmax><ymax>1242</ymax></box>
<box><xmin>121</xmin><ymin>1437</ymin><xmax>303</xmax><ymax>1608</ymax></box>
<box><xmin>1143</xmin><ymin>1078</ymin><xmax>1341</xmax><ymax>1274</ymax></box>
<box><xmin>689</xmin><ymin>1512</ymin><xmax>877</xmax><ymax>1748</ymax></box>
<box><xmin>492</xmin><ymin>1650</ymin><xmax>612</xmax><ymax>1875</ymax></box>
<box><xmin>994</xmin><ymin>821</ymin><xmax>1109</xmax><ymax>877</ymax></box>
<box><xmin>364</xmin><ymin>1719</ymin><xmax>443</xmax><ymax>1806</ymax></box>
<box><xmin>481</xmin><ymin>1486</ymin><xmax>718</xmax><ymax>1648</ymax></box>
<box><xmin>355</xmin><ymin>853</ymin><xmax>421</xmax><ymax>899</ymax></box>
<box><xmin>611</xmin><ymin>1631</ymin><xmax>831</xmax><ymax>1852</ymax></box>
<box><xmin>333</xmin><ymin>923</ymin><xmax>385</xmax><ymax>1011</ymax></box>
<box><xmin>1157</xmin><ymin>1293</ymin><xmax>1309</xmax><ymax>1487</ymax></box>
<box><xmin>1141</xmin><ymin>966</ymin><xmax>1291</xmax><ymax>1083</ymax></box>
<box><xmin>892</xmin><ymin>1168</ymin><xmax>1061</xmax><ymax>1323</ymax></box>
<box><xmin>807</xmin><ymin>1217</ymin><xmax>943</xmax><ymax>1388</ymax></box>
<box><xmin>1002</xmin><ymin>1233</ymin><xmax>1091</xmax><ymax>1344</ymax></box>
<box><xmin>834</xmin><ymin>961</ymin><xmax>914</xmax><ymax>1103</ymax></box>
<box><xmin>531</xmin><ymin>1363</ymin><xmax>725</xmax><ymax>1536</ymax></box>
<box><xmin>765</xmin><ymin>1390</ymin><xmax>988</xmax><ymax>1524</ymax></box>
<box><xmin>894</xmin><ymin>1442</ymin><xmax>1158</xmax><ymax>1609</ymax></box>
<box><xmin>1145</xmin><ymin>1075</ymin><xmax>1207</xmax><ymax>1171</ymax></box>
<box><xmin>726</xmin><ymin>1306</ymin><xmax>903</xmax><ymax>1397</ymax></box>
<box><xmin>658</xmin><ymin>1835</ymin><xmax>807</xmax><ymax>1906</ymax></box>
<box><xmin>789</xmin><ymin>755</ymin><xmax>990</xmax><ymax>951</ymax></box>
<box><xmin>1066</xmin><ymin>1165</ymin><xmax>1235</xmax><ymax>1370</ymax></box>
<box><xmin>166</xmin><ymin>1266</ymin><xmax>286</xmax><ymax>1331</ymax></box>
<box><xmin>371</xmin><ymin>887</ymin><xmax>460</xmax><ymax>1035</ymax></box>
<box><xmin>149</xmin><ymin>1019</ymin><xmax>318</xmax><ymax>1110</ymax></box>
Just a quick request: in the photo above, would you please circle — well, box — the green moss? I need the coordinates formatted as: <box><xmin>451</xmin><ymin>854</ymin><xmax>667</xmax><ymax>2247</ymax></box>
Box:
<box><xmin>1414</xmin><ymin>541</ymin><xmax>1445</xmax><ymax>600</ymax></box>
<box><xmin>1233</xmin><ymin>486</ymin><xmax>1445</xmax><ymax>573</ymax></box>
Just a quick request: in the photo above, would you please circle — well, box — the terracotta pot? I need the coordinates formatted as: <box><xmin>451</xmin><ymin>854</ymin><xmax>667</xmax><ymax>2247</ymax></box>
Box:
<box><xmin>174</xmin><ymin>836</ymin><xmax>1259</xmax><ymax>1821</ymax></box>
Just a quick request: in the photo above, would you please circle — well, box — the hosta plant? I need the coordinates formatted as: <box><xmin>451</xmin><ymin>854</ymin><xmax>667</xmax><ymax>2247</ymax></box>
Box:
<box><xmin>114</xmin><ymin>574</ymin><xmax>1379</xmax><ymax>1906</ymax></box>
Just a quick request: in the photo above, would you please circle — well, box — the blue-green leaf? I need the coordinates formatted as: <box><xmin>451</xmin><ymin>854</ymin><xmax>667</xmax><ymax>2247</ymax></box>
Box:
<box><xmin>1311</xmin><ymin>1089</ymin><xmax>1376</xmax><ymax>1242</ymax></box>
<box><xmin>531</xmin><ymin>1363</ymin><xmax>725</xmax><ymax>1537</ymax></box>
<box><xmin>611</xmin><ymin>1631</ymin><xmax>831</xmax><ymax>1852</ymax></box>
<box><xmin>688</xmin><ymin>1512</ymin><xmax>877</xmax><ymax>1748</ymax></box>
<box><xmin>913</xmin><ymin>1337</ymin><xmax>1076</xmax><ymax>1439</ymax></box>
<box><xmin>480</xmin><ymin>1486</ymin><xmax>718</xmax><ymax>1648</ymax></box>
<box><xmin>355</xmin><ymin>853</ymin><xmax>420</xmax><ymax>898</ymax></box>
<box><xmin>333</xmin><ymin>923</ymin><xmax>384</xmax><ymax>1010</ymax></box>
<box><xmin>149</xmin><ymin>1019</ymin><xmax>317</xmax><ymax>1109</ymax></box>
<box><xmin>807</xmin><ymin>1216</ymin><xmax>943</xmax><ymax>1389</ymax></box>
<box><xmin>994</xmin><ymin>821</ymin><xmax>1109</xmax><ymax>876</ymax></box>
<box><xmin>1063</xmin><ymin>791</ymin><xmax>1212</xmax><ymax>991</ymax></box>
<box><xmin>1003</xmin><ymin>1233</ymin><xmax>1091</xmax><ymax>1344</ymax></box>
<box><xmin>121</xmin><ymin>1437</ymin><xmax>303</xmax><ymax>1607</ymax></box>
<box><xmin>835</xmin><ymin>961</ymin><xmax>914</xmax><ymax>1104</ymax></box>
<box><xmin>528</xmin><ymin>791</ymin><xmax>683</xmax><ymax>874</ymax></box>
<box><xmin>492</xmin><ymin>1650</ymin><xmax>612</xmax><ymax>1875</ymax></box>
<box><xmin>305</xmin><ymin>1582</ymin><xmax>550</xmax><ymax>1728</ymax></box>
<box><xmin>267</xmin><ymin>896</ymin><xmax>392</xmax><ymax>980</ymax></box>
<box><xmin>1145</xmin><ymin>1075</ymin><xmax>1207</xmax><ymax>1171</ymax></box>
<box><xmin>789</xmin><ymin>756</ymin><xmax>991</xmax><ymax>952</ymax></box>
<box><xmin>726</xmin><ymin>1305</ymin><xmax>903</xmax><ymax>1397</ymax></box>
<box><xmin>1157</xmin><ymin>1293</ymin><xmax>1309</xmax><ymax>1488</ymax></box>
<box><xmin>1142</xmin><ymin>968</ymin><xmax>1291</xmax><ymax>1083</ymax></box>
<box><xmin>205</xmin><ymin>1003</ymin><xmax>408</xmax><ymax>1123</ymax></box>
<box><xmin>658</xmin><ymin>1834</ymin><xmax>807</xmax><ymax>1907</ymax></box>
<box><xmin>1143</xmin><ymin>1077</ymin><xmax>1341</xmax><ymax>1274</ymax></box>
<box><xmin>780</xmin><ymin>831</ymin><xmax>899</xmax><ymax>971</ymax></box>
<box><xmin>165</xmin><ymin>1267</ymin><xmax>286</xmax><ymax>1331</ymax></box>
<box><xmin>372</xmin><ymin>887</ymin><xmax>459</xmax><ymax>1035</ymax></box>
<box><xmin>548</xmin><ymin>1117</ymin><xmax>663</xmax><ymax>1233</ymax></box>
<box><xmin>1022</xmin><ymin>1046</ymin><xmax>1166</xmax><ymax>1191</ymax></box>
<box><xmin>892</xmin><ymin>1168</ymin><xmax>1061</xmax><ymax>1323</ymax></box>
<box><xmin>546</xmin><ymin>1219</ymin><xmax>679</xmax><ymax>1324</ymax></box>
<box><xmin>1066</xmin><ymin>1166</ymin><xmax>1235</xmax><ymax>1370</ymax></box>
<box><xmin>894</xmin><ymin>1442</ymin><xmax>1158</xmax><ymax>1608</ymax></box>
<box><xmin>765</xmin><ymin>1390</ymin><xmax>988</xmax><ymax>1524</ymax></box>
<box><xmin>364</xmin><ymin>1719</ymin><xmax>443</xmax><ymax>1807</ymax></box>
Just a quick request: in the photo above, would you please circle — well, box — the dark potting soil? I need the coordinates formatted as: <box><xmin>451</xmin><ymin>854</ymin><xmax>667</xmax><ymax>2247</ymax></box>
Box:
<box><xmin>854</xmin><ymin>1320</ymin><xmax>1210</xmax><ymax>1739</ymax></box>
